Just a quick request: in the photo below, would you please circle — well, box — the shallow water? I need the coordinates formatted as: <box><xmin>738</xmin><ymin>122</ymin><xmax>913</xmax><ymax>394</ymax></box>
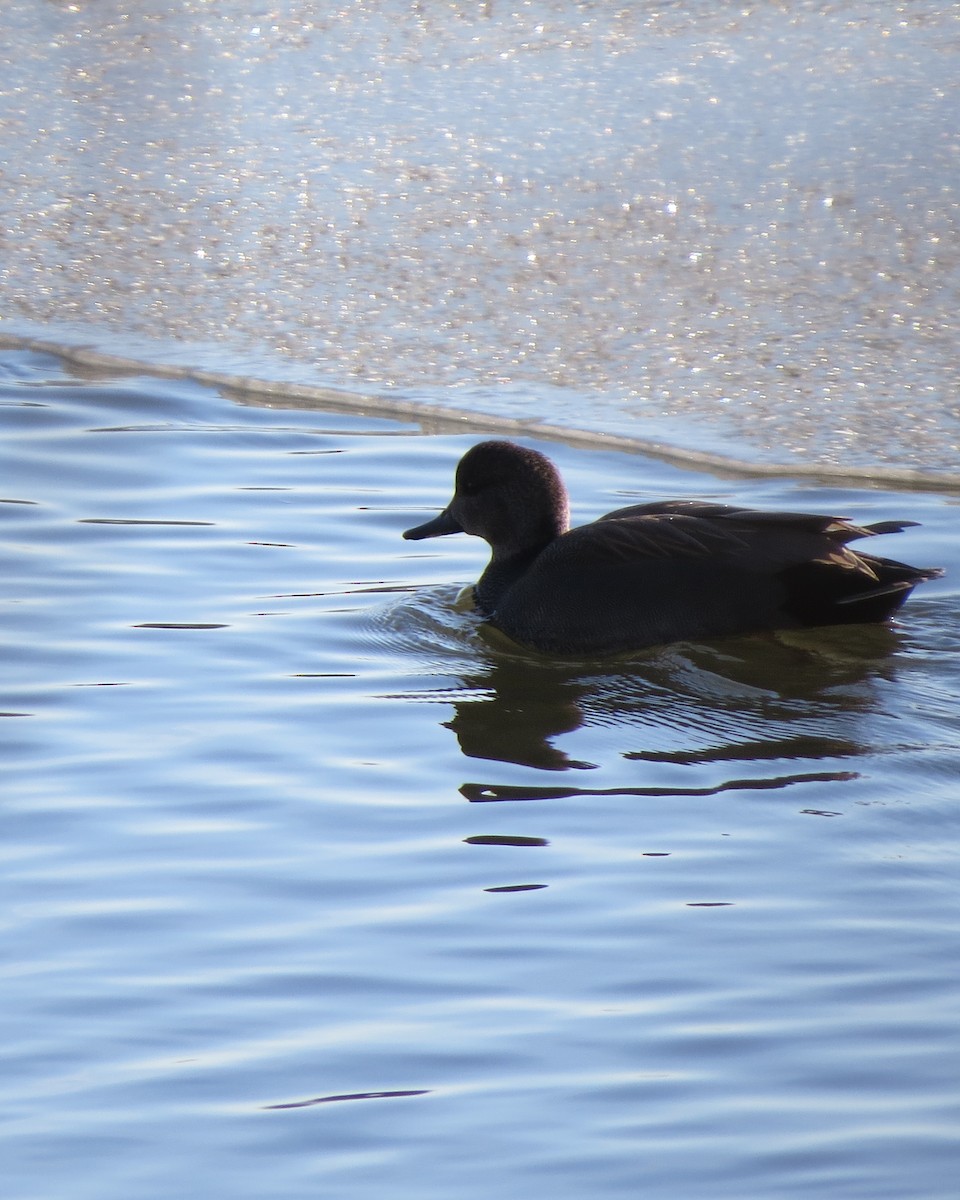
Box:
<box><xmin>3</xmin><ymin>348</ymin><xmax>959</xmax><ymax>1199</ymax></box>
<box><xmin>3</xmin><ymin>0</ymin><xmax>959</xmax><ymax>471</ymax></box>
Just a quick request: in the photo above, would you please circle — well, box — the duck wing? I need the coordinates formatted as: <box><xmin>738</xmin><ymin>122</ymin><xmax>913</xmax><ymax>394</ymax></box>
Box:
<box><xmin>572</xmin><ymin>509</ymin><xmax>862</xmax><ymax>568</ymax></box>
<box><xmin>487</xmin><ymin>508</ymin><xmax>939</xmax><ymax>655</ymax></box>
<box><xmin>599</xmin><ymin>500</ymin><xmax>918</xmax><ymax>543</ymax></box>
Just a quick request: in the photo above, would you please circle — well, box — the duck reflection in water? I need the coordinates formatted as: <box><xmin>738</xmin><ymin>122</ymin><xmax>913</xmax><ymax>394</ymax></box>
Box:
<box><xmin>443</xmin><ymin>623</ymin><xmax>907</xmax><ymax>795</ymax></box>
<box><xmin>444</xmin><ymin>651</ymin><xmax>594</xmax><ymax>771</ymax></box>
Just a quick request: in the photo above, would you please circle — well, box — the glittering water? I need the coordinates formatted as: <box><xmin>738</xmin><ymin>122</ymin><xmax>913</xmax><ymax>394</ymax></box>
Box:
<box><xmin>2</xmin><ymin>348</ymin><xmax>959</xmax><ymax>1200</ymax></box>
<box><xmin>2</xmin><ymin>0</ymin><xmax>959</xmax><ymax>470</ymax></box>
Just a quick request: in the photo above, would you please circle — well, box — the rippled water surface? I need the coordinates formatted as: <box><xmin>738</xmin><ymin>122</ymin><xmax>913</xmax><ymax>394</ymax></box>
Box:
<box><xmin>3</xmin><ymin>348</ymin><xmax>959</xmax><ymax>1199</ymax></box>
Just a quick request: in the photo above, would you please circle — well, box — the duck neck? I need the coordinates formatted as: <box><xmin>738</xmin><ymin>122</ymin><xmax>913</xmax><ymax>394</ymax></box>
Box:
<box><xmin>471</xmin><ymin>482</ymin><xmax>568</xmax><ymax>615</ymax></box>
<box><xmin>474</xmin><ymin>544</ymin><xmax>548</xmax><ymax>615</ymax></box>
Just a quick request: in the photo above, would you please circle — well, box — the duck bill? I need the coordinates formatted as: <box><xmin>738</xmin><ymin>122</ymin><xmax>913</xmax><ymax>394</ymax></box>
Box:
<box><xmin>403</xmin><ymin>506</ymin><xmax>463</xmax><ymax>540</ymax></box>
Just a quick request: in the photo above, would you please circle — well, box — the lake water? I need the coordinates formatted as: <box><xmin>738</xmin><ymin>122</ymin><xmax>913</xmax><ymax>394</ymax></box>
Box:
<box><xmin>2</xmin><ymin>346</ymin><xmax>959</xmax><ymax>1200</ymax></box>
<box><xmin>2</xmin><ymin>1</ymin><xmax>960</xmax><ymax>1197</ymax></box>
<box><xmin>2</xmin><ymin>0</ymin><xmax>959</xmax><ymax>474</ymax></box>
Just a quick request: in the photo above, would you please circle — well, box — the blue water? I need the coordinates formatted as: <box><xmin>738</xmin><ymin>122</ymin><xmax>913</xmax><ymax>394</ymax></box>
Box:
<box><xmin>2</xmin><ymin>0</ymin><xmax>959</xmax><ymax>1194</ymax></box>
<box><xmin>2</xmin><ymin>347</ymin><xmax>959</xmax><ymax>1199</ymax></box>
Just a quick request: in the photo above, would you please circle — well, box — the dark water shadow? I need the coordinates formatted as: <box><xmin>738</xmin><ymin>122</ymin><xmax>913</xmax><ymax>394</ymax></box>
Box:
<box><xmin>439</xmin><ymin>623</ymin><xmax>911</xmax><ymax>802</ymax></box>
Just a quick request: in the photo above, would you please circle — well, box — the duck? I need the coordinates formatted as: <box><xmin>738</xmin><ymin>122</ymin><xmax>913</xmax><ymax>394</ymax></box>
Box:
<box><xmin>402</xmin><ymin>440</ymin><xmax>943</xmax><ymax>656</ymax></box>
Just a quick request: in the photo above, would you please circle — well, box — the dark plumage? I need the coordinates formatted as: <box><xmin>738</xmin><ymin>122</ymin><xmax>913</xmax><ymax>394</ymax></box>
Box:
<box><xmin>403</xmin><ymin>440</ymin><xmax>943</xmax><ymax>655</ymax></box>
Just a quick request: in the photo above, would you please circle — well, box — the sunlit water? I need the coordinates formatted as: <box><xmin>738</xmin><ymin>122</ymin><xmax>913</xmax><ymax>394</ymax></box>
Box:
<box><xmin>3</xmin><ymin>347</ymin><xmax>959</xmax><ymax>1200</ymax></box>
<box><xmin>3</xmin><ymin>0</ymin><xmax>959</xmax><ymax>471</ymax></box>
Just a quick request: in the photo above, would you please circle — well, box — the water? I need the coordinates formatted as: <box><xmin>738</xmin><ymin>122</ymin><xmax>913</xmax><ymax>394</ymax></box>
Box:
<box><xmin>3</xmin><ymin>1</ymin><xmax>960</xmax><ymax>1194</ymax></box>
<box><xmin>2</xmin><ymin>0</ymin><xmax>959</xmax><ymax>471</ymax></box>
<box><xmin>2</xmin><ymin>347</ymin><xmax>959</xmax><ymax>1199</ymax></box>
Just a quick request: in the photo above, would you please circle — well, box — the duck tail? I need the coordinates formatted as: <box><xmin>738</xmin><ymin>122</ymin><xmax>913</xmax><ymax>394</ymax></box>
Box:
<box><xmin>785</xmin><ymin>557</ymin><xmax>943</xmax><ymax>626</ymax></box>
<box><xmin>834</xmin><ymin>560</ymin><xmax>943</xmax><ymax>623</ymax></box>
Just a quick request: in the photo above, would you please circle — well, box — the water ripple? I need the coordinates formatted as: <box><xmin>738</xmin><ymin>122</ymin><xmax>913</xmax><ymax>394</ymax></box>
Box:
<box><xmin>2</xmin><ymin>351</ymin><xmax>958</xmax><ymax>1200</ymax></box>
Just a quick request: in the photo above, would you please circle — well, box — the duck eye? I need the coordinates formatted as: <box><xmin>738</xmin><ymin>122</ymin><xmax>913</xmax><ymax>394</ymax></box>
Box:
<box><xmin>458</xmin><ymin>474</ymin><xmax>482</xmax><ymax>496</ymax></box>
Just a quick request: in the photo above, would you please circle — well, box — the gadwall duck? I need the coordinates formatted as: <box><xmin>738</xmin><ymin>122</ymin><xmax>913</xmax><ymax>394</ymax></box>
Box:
<box><xmin>403</xmin><ymin>440</ymin><xmax>943</xmax><ymax>655</ymax></box>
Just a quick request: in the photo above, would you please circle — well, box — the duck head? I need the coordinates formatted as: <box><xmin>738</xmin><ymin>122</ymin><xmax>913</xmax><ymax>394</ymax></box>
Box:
<box><xmin>403</xmin><ymin>440</ymin><xmax>570</xmax><ymax>558</ymax></box>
